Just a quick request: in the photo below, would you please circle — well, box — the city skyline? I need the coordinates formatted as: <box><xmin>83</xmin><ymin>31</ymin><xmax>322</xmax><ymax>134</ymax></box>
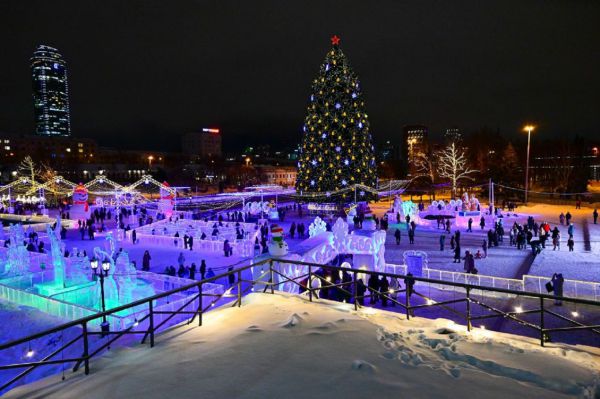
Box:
<box><xmin>1</xmin><ymin>1</ymin><xmax>599</xmax><ymax>152</ymax></box>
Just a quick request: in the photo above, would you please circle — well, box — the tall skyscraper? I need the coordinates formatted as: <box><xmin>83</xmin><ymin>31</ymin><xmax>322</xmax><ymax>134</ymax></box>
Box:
<box><xmin>31</xmin><ymin>45</ymin><xmax>71</xmax><ymax>136</ymax></box>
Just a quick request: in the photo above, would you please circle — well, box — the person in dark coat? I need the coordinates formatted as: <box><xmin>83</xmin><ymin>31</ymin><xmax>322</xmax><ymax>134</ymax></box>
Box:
<box><xmin>188</xmin><ymin>235</ymin><xmax>194</xmax><ymax>251</ymax></box>
<box><xmin>439</xmin><ymin>234</ymin><xmax>446</xmax><ymax>251</ymax></box>
<box><xmin>368</xmin><ymin>274</ymin><xmax>380</xmax><ymax>304</ymax></box>
<box><xmin>200</xmin><ymin>260</ymin><xmax>207</xmax><ymax>280</ymax></box>
<box><xmin>356</xmin><ymin>279</ymin><xmax>367</xmax><ymax>306</ymax></box>
<box><xmin>567</xmin><ymin>237</ymin><xmax>575</xmax><ymax>252</ymax></box>
<box><xmin>228</xmin><ymin>266</ymin><xmax>235</xmax><ymax>286</ymax></box>
<box><xmin>142</xmin><ymin>250</ymin><xmax>151</xmax><ymax>271</ymax></box>
<box><xmin>453</xmin><ymin>245</ymin><xmax>461</xmax><ymax>263</ymax></box>
<box><xmin>379</xmin><ymin>277</ymin><xmax>390</xmax><ymax>307</ymax></box>
<box><xmin>551</xmin><ymin>273</ymin><xmax>564</xmax><ymax>305</ymax></box>
<box><xmin>394</xmin><ymin>229</ymin><xmax>401</xmax><ymax>245</ymax></box>
<box><xmin>132</xmin><ymin>229</ymin><xmax>137</xmax><ymax>244</ymax></box>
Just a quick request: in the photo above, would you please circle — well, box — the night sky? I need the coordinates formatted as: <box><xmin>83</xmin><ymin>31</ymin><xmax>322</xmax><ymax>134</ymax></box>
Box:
<box><xmin>1</xmin><ymin>1</ymin><xmax>599</xmax><ymax>152</ymax></box>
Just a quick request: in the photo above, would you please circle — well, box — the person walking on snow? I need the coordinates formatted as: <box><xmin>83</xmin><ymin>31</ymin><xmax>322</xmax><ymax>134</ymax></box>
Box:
<box><xmin>568</xmin><ymin>223</ymin><xmax>574</xmax><ymax>238</ymax></box>
<box><xmin>394</xmin><ymin>228</ymin><xmax>401</xmax><ymax>245</ymax></box>
<box><xmin>551</xmin><ymin>273</ymin><xmax>564</xmax><ymax>305</ymax></box>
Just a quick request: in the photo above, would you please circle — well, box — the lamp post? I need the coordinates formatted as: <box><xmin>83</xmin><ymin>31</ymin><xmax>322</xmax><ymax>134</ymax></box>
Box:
<box><xmin>523</xmin><ymin>125</ymin><xmax>535</xmax><ymax>204</ymax></box>
<box><xmin>91</xmin><ymin>258</ymin><xmax>111</xmax><ymax>336</ymax></box>
<box><xmin>147</xmin><ymin>155</ymin><xmax>154</xmax><ymax>170</ymax></box>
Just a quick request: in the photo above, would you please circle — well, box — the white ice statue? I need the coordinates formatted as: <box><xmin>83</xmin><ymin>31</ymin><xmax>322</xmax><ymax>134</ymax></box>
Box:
<box><xmin>309</xmin><ymin>216</ymin><xmax>327</xmax><ymax>238</ymax></box>
<box><xmin>392</xmin><ymin>195</ymin><xmax>403</xmax><ymax>214</ymax></box>
<box><xmin>346</xmin><ymin>203</ymin><xmax>358</xmax><ymax>217</ymax></box>
<box><xmin>461</xmin><ymin>192</ymin><xmax>469</xmax><ymax>211</ymax></box>
<box><xmin>2</xmin><ymin>224</ymin><xmax>31</xmax><ymax>276</ymax></box>
<box><xmin>332</xmin><ymin>217</ymin><xmax>349</xmax><ymax>253</ymax></box>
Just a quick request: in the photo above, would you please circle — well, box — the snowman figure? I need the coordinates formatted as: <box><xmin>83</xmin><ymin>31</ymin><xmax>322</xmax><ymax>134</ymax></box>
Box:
<box><xmin>268</xmin><ymin>224</ymin><xmax>289</xmax><ymax>257</ymax></box>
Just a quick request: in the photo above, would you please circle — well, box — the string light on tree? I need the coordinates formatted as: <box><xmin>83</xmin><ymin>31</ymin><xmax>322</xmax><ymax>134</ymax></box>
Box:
<box><xmin>296</xmin><ymin>35</ymin><xmax>377</xmax><ymax>202</ymax></box>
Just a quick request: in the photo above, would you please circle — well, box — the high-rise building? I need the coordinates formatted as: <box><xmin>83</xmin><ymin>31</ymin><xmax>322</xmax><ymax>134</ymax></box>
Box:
<box><xmin>444</xmin><ymin>126</ymin><xmax>462</xmax><ymax>143</ymax></box>
<box><xmin>402</xmin><ymin>125</ymin><xmax>428</xmax><ymax>160</ymax></box>
<box><xmin>31</xmin><ymin>45</ymin><xmax>71</xmax><ymax>137</ymax></box>
<box><xmin>182</xmin><ymin>128</ymin><xmax>222</xmax><ymax>160</ymax></box>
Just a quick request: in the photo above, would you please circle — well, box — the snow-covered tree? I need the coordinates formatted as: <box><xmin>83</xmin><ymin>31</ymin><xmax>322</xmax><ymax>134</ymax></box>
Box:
<box><xmin>436</xmin><ymin>143</ymin><xmax>477</xmax><ymax>197</ymax></box>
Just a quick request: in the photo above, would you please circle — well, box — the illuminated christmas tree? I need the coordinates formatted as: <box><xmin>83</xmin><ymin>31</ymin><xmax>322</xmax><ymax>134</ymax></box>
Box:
<box><xmin>296</xmin><ymin>35</ymin><xmax>377</xmax><ymax>203</ymax></box>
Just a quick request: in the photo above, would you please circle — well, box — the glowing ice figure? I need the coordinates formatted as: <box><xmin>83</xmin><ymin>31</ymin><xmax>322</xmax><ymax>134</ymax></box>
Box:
<box><xmin>1</xmin><ymin>224</ymin><xmax>31</xmax><ymax>277</ymax></box>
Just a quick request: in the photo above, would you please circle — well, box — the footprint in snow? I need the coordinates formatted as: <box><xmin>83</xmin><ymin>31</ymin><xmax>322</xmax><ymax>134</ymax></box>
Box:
<box><xmin>281</xmin><ymin>313</ymin><xmax>303</xmax><ymax>328</ymax></box>
<box><xmin>351</xmin><ymin>360</ymin><xmax>377</xmax><ymax>373</ymax></box>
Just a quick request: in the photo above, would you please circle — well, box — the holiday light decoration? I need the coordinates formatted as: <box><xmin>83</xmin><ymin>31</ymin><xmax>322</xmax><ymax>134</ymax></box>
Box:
<box><xmin>296</xmin><ymin>35</ymin><xmax>377</xmax><ymax>202</ymax></box>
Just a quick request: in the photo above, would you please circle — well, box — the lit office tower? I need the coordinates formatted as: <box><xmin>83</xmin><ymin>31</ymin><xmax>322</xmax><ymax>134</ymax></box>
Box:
<box><xmin>444</xmin><ymin>126</ymin><xmax>462</xmax><ymax>143</ymax></box>
<box><xmin>31</xmin><ymin>45</ymin><xmax>71</xmax><ymax>136</ymax></box>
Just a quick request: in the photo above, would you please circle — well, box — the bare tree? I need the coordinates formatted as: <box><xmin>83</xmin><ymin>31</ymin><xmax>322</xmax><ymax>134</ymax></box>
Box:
<box><xmin>18</xmin><ymin>156</ymin><xmax>39</xmax><ymax>183</ymax></box>
<box><xmin>413</xmin><ymin>151</ymin><xmax>437</xmax><ymax>184</ymax></box>
<box><xmin>39</xmin><ymin>164</ymin><xmax>60</xmax><ymax>205</ymax></box>
<box><xmin>436</xmin><ymin>143</ymin><xmax>478</xmax><ymax>197</ymax></box>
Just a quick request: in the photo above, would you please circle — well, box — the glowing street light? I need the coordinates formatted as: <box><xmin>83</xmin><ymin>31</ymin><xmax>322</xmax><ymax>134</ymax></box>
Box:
<box><xmin>523</xmin><ymin>124</ymin><xmax>536</xmax><ymax>204</ymax></box>
<box><xmin>148</xmin><ymin>155</ymin><xmax>154</xmax><ymax>170</ymax></box>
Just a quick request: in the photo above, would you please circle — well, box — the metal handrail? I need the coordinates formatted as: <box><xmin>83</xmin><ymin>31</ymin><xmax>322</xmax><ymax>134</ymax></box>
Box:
<box><xmin>1</xmin><ymin>256</ymin><xmax>599</xmax><ymax>394</ymax></box>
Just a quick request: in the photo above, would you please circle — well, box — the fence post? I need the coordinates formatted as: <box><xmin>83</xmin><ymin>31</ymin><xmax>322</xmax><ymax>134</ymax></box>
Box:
<box><xmin>353</xmin><ymin>271</ymin><xmax>358</xmax><ymax>311</ymax></box>
<box><xmin>237</xmin><ymin>270</ymin><xmax>242</xmax><ymax>307</ymax></box>
<box><xmin>82</xmin><ymin>321</ymin><xmax>90</xmax><ymax>375</ymax></box>
<box><xmin>308</xmin><ymin>265</ymin><xmax>313</xmax><ymax>302</ymax></box>
<box><xmin>540</xmin><ymin>296</ymin><xmax>545</xmax><ymax>347</ymax></box>
<box><xmin>269</xmin><ymin>260</ymin><xmax>274</xmax><ymax>294</ymax></box>
<box><xmin>466</xmin><ymin>287</ymin><xmax>471</xmax><ymax>332</ymax></box>
<box><xmin>148</xmin><ymin>300</ymin><xmax>155</xmax><ymax>348</ymax></box>
<box><xmin>405</xmin><ymin>284</ymin><xmax>411</xmax><ymax>320</ymax></box>
<box><xmin>198</xmin><ymin>283</ymin><xmax>203</xmax><ymax>327</ymax></box>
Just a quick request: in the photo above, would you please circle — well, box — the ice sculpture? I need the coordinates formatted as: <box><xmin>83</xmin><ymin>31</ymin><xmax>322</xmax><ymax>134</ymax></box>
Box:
<box><xmin>1</xmin><ymin>224</ymin><xmax>31</xmax><ymax>277</ymax></box>
<box><xmin>309</xmin><ymin>216</ymin><xmax>327</xmax><ymax>237</ymax></box>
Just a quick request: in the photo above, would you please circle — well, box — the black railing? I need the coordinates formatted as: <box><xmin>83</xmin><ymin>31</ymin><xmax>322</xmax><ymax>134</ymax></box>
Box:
<box><xmin>1</xmin><ymin>258</ymin><xmax>599</xmax><ymax>394</ymax></box>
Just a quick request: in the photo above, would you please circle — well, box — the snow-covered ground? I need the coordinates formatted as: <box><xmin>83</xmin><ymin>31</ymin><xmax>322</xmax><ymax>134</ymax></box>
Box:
<box><xmin>25</xmin><ymin>200</ymin><xmax>600</xmax><ymax>284</ymax></box>
<box><xmin>6</xmin><ymin>292</ymin><xmax>599</xmax><ymax>399</ymax></box>
<box><xmin>372</xmin><ymin>201</ymin><xmax>600</xmax><ymax>282</ymax></box>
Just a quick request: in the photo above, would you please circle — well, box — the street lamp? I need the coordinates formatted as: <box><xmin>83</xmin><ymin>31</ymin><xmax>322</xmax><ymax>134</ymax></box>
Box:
<box><xmin>523</xmin><ymin>125</ymin><xmax>535</xmax><ymax>204</ymax></box>
<box><xmin>147</xmin><ymin>155</ymin><xmax>154</xmax><ymax>170</ymax></box>
<box><xmin>91</xmin><ymin>257</ymin><xmax>111</xmax><ymax>336</ymax></box>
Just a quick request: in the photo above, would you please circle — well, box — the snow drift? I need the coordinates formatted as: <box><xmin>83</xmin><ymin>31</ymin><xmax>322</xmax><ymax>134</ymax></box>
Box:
<box><xmin>6</xmin><ymin>293</ymin><xmax>600</xmax><ymax>399</ymax></box>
